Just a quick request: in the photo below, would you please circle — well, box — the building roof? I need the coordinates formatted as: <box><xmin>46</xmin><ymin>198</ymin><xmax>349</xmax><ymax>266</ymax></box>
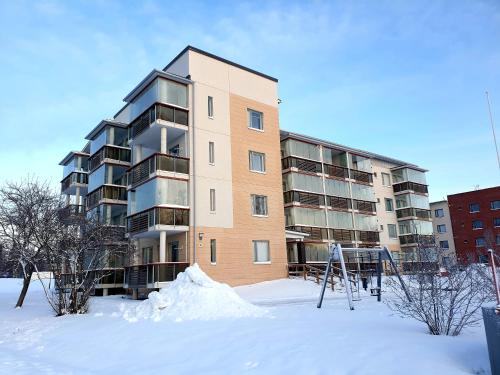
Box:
<box><xmin>447</xmin><ymin>185</ymin><xmax>500</xmax><ymax>198</ymax></box>
<box><xmin>163</xmin><ymin>45</ymin><xmax>279</xmax><ymax>83</ymax></box>
<box><xmin>280</xmin><ymin>130</ymin><xmax>426</xmax><ymax>170</ymax></box>
<box><xmin>122</xmin><ymin>69</ymin><xmax>193</xmax><ymax>103</ymax></box>
<box><xmin>58</xmin><ymin>151</ymin><xmax>89</xmax><ymax>166</ymax></box>
<box><xmin>84</xmin><ymin>119</ymin><xmax>129</xmax><ymax>141</ymax></box>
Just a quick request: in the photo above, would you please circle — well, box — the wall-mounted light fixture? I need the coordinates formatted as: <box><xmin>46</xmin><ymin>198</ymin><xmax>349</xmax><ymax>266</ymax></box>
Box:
<box><xmin>198</xmin><ymin>232</ymin><xmax>204</xmax><ymax>241</ymax></box>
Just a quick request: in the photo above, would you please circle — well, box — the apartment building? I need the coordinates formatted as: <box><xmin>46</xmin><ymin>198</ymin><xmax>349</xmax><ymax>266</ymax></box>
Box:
<box><xmin>59</xmin><ymin>46</ymin><xmax>288</xmax><ymax>293</ymax></box>
<box><xmin>280</xmin><ymin>131</ymin><xmax>432</xmax><ymax>268</ymax></box>
<box><xmin>448</xmin><ymin>186</ymin><xmax>500</xmax><ymax>263</ymax></box>
<box><xmin>430</xmin><ymin>200</ymin><xmax>456</xmax><ymax>260</ymax></box>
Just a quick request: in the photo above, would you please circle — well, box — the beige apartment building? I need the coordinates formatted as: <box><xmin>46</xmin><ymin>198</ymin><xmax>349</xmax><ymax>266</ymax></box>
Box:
<box><xmin>430</xmin><ymin>200</ymin><xmax>456</xmax><ymax>261</ymax></box>
<box><xmin>59</xmin><ymin>46</ymin><xmax>431</xmax><ymax>295</ymax></box>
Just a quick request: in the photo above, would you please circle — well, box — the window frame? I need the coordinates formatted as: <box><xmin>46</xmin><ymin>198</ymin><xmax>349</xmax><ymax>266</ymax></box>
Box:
<box><xmin>251</xmin><ymin>194</ymin><xmax>268</xmax><ymax>217</ymax></box>
<box><xmin>208</xmin><ymin>141</ymin><xmax>215</xmax><ymax>165</ymax></box>
<box><xmin>249</xmin><ymin>151</ymin><xmax>266</xmax><ymax>173</ymax></box>
<box><xmin>210</xmin><ymin>239</ymin><xmax>216</xmax><ymax>264</ymax></box>
<box><xmin>381</xmin><ymin>172</ymin><xmax>391</xmax><ymax>187</ymax></box>
<box><xmin>472</xmin><ymin>219</ymin><xmax>484</xmax><ymax>230</ymax></box>
<box><xmin>434</xmin><ymin>208</ymin><xmax>444</xmax><ymax>218</ymax></box>
<box><xmin>248</xmin><ymin>109</ymin><xmax>263</xmax><ymax>131</ymax></box>
<box><xmin>491</xmin><ymin>200</ymin><xmax>500</xmax><ymax>210</ymax></box>
<box><xmin>436</xmin><ymin>224</ymin><xmax>447</xmax><ymax>233</ymax></box>
<box><xmin>439</xmin><ymin>240</ymin><xmax>449</xmax><ymax>249</ymax></box>
<box><xmin>209</xmin><ymin>189</ymin><xmax>216</xmax><ymax>212</ymax></box>
<box><xmin>475</xmin><ymin>237</ymin><xmax>486</xmax><ymax>247</ymax></box>
<box><xmin>208</xmin><ymin>96</ymin><xmax>214</xmax><ymax>118</ymax></box>
<box><xmin>469</xmin><ymin>203</ymin><xmax>480</xmax><ymax>213</ymax></box>
<box><xmin>252</xmin><ymin>240</ymin><xmax>271</xmax><ymax>264</ymax></box>
<box><xmin>384</xmin><ymin>198</ymin><xmax>394</xmax><ymax>212</ymax></box>
<box><xmin>494</xmin><ymin>217</ymin><xmax>500</xmax><ymax>227</ymax></box>
<box><xmin>387</xmin><ymin>224</ymin><xmax>398</xmax><ymax>239</ymax></box>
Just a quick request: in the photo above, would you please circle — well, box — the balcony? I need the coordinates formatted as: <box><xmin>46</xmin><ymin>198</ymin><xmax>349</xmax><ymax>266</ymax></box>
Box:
<box><xmin>124</xmin><ymin>262</ymin><xmax>189</xmax><ymax>289</ymax></box>
<box><xmin>393</xmin><ymin>181</ymin><xmax>428</xmax><ymax>194</ymax></box>
<box><xmin>350</xmin><ymin>169</ymin><xmax>373</xmax><ymax>184</ymax></box>
<box><xmin>131</xmin><ymin>103</ymin><xmax>189</xmax><ymax>139</ymax></box>
<box><xmin>88</xmin><ymin>146</ymin><xmax>131</xmax><ymax>172</ymax></box>
<box><xmin>352</xmin><ymin>199</ymin><xmax>376</xmax><ymax>214</ymax></box>
<box><xmin>330</xmin><ymin>228</ymin><xmax>356</xmax><ymax>242</ymax></box>
<box><xmin>58</xmin><ymin>269</ymin><xmax>125</xmax><ymax>290</ymax></box>
<box><xmin>356</xmin><ymin>231</ymin><xmax>380</xmax><ymax>243</ymax></box>
<box><xmin>87</xmin><ymin>186</ymin><xmax>127</xmax><ymax>210</ymax></box>
<box><xmin>283</xmin><ymin>191</ymin><xmax>325</xmax><ymax>207</ymax></box>
<box><xmin>396</xmin><ymin>208</ymin><xmax>431</xmax><ymax>220</ymax></box>
<box><xmin>327</xmin><ymin>196</ymin><xmax>351</xmax><ymax>211</ymax></box>
<box><xmin>281</xmin><ymin>156</ymin><xmax>322</xmax><ymax>174</ymax></box>
<box><xmin>58</xmin><ymin>204</ymin><xmax>85</xmax><ymax>223</ymax></box>
<box><xmin>128</xmin><ymin>153</ymin><xmax>189</xmax><ymax>187</ymax></box>
<box><xmin>128</xmin><ymin>207</ymin><xmax>189</xmax><ymax>234</ymax></box>
<box><xmin>323</xmin><ymin>163</ymin><xmax>349</xmax><ymax>179</ymax></box>
<box><xmin>61</xmin><ymin>172</ymin><xmax>88</xmax><ymax>195</ymax></box>
<box><xmin>286</xmin><ymin>226</ymin><xmax>328</xmax><ymax>241</ymax></box>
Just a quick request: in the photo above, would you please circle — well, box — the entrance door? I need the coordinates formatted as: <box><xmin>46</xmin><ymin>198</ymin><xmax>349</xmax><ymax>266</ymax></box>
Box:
<box><xmin>168</xmin><ymin>241</ymin><xmax>179</xmax><ymax>262</ymax></box>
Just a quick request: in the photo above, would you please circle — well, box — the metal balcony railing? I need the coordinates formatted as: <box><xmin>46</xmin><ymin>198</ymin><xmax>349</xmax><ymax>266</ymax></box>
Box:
<box><xmin>281</xmin><ymin>156</ymin><xmax>322</xmax><ymax>174</ymax></box>
<box><xmin>130</xmin><ymin>103</ymin><xmax>189</xmax><ymax>139</ymax></box>
<box><xmin>323</xmin><ymin>163</ymin><xmax>349</xmax><ymax>179</ymax></box>
<box><xmin>283</xmin><ymin>191</ymin><xmax>325</xmax><ymax>206</ymax></box>
<box><xmin>396</xmin><ymin>208</ymin><xmax>431</xmax><ymax>220</ymax></box>
<box><xmin>124</xmin><ymin>262</ymin><xmax>189</xmax><ymax>288</ymax></box>
<box><xmin>127</xmin><ymin>207</ymin><xmax>189</xmax><ymax>233</ymax></box>
<box><xmin>88</xmin><ymin>146</ymin><xmax>131</xmax><ymax>172</ymax></box>
<box><xmin>128</xmin><ymin>153</ymin><xmax>189</xmax><ymax>186</ymax></box>
<box><xmin>350</xmin><ymin>169</ymin><xmax>373</xmax><ymax>184</ymax></box>
<box><xmin>61</xmin><ymin>172</ymin><xmax>88</xmax><ymax>192</ymax></box>
<box><xmin>393</xmin><ymin>181</ymin><xmax>428</xmax><ymax>194</ymax></box>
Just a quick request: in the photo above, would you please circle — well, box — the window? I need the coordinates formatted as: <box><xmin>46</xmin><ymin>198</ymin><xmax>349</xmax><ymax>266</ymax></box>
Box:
<box><xmin>475</xmin><ymin>237</ymin><xmax>486</xmax><ymax>247</ymax></box>
<box><xmin>497</xmin><ymin>235</ymin><xmax>500</xmax><ymax>245</ymax></box>
<box><xmin>251</xmin><ymin>195</ymin><xmax>268</xmax><ymax>216</ymax></box>
<box><xmin>210</xmin><ymin>189</ymin><xmax>216</xmax><ymax>212</ymax></box>
<box><xmin>469</xmin><ymin>203</ymin><xmax>480</xmax><ymax>213</ymax></box>
<box><xmin>439</xmin><ymin>240</ymin><xmax>449</xmax><ymax>249</ymax></box>
<box><xmin>437</xmin><ymin>224</ymin><xmax>446</xmax><ymax>233</ymax></box>
<box><xmin>472</xmin><ymin>219</ymin><xmax>484</xmax><ymax>229</ymax></box>
<box><xmin>210</xmin><ymin>239</ymin><xmax>216</xmax><ymax>264</ymax></box>
<box><xmin>384</xmin><ymin>198</ymin><xmax>394</xmax><ymax>212</ymax></box>
<box><xmin>208</xmin><ymin>96</ymin><xmax>214</xmax><ymax>117</ymax></box>
<box><xmin>209</xmin><ymin>142</ymin><xmax>215</xmax><ymax>165</ymax></box>
<box><xmin>494</xmin><ymin>218</ymin><xmax>500</xmax><ymax>227</ymax></box>
<box><xmin>479</xmin><ymin>255</ymin><xmax>489</xmax><ymax>264</ymax></box>
<box><xmin>142</xmin><ymin>247</ymin><xmax>153</xmax><ymax>264</ymax></box>
<box><xmin>381</xmin><ymin>172</ymin><xmax>391</xmax><ymax>186</ymax></box>
<box><xmin>249</xmin><ymin>151</ymin><xmax>266</xmax><ymax>172</ymax></box>
<box><xmin>434</xmin><ymin>208</ymin><xmax>444</xmax><ymax>218</ymax></box>
<box><xmin>253</xmin><ymin>240</ymin><xmax>270</xmax><ymax>263</ymax></box>
<box><xmin>491</xmin><ymin>200</ymin><xmax>500</xmax><ymax>210</ymax></box>
<box><xmin>248</xmin><ymin>109</ymin><xmax>263</xmax><ymax>130</ymax></box>
<box><xmin>388</xmin><ymin>224</ymin><xmax>397</xmax><ymax>239</ymax></box>
<box><xmin>169</xmin><ymin>144</ymin><xmax>180</xmax><ymax>156</ymax></box>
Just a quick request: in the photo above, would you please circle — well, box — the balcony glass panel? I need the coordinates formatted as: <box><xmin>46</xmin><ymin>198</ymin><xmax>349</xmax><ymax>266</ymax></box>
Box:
<box><xmin>327</xmin><ymin>211</ymin><xmax>354</xmax><ymax>229</ymax></box>
<box><xmin>396</xmin><ymin>194</ymin><xmax>411</xmax><ymax>209</ymax></box>
<box><xmin>281</xmin><ymin>139</ymin><xmax>321</xmax><ymax>161</ymax></box>
<box><xmin>351</xmin><ymin>183</ymin><xmax>375</xmax><ymax>202</ymax></box>
<box><xmin>88</xmin><ymin>165</ymin><xmax>105</xmax><ymax>192</ymax></box>
<box><xmin>350</xmin><ymin>154</ymin><xmax>372</xmax><ymax>173</ymax></box>
<box><xmin>128</xmin><ymin>178</ymin><xmax>188</xmax><ymax>215</ymax></box>
<box><xmin>283</xmin><ymin>173</ymin><xmax>323</xmax><ymax>194</ymax></box>
<box><xmin>285</xmin><ymin>207</ymin><xmax>326</xmax><ymax>227</ymax></box>
<box><xmin>409</xmin><ymin>193</ymin><xmax>430</xmax><ymax>209</ymax></box>
<box><xmin>158</xmin><ymin>79</ymin><xmax>188</xmax><ymax>108</ymax></box>
<box><xmin>131</xmin><ymin>80</ymin><xmax>158</xmax><ymax>119</ymax></box>
<box><xmin>322</xmin><ymin>148</ymin><xmax>348</xmax><ymax>167</ymax></box>
<box><xmin>398</xmin><ymin>219</ymin><xmax>433</xmax><ymax>235</ymax></box>
<box><xmin>324</xmin><ymin>179</ymin><xmax>350</xmax><ymax>198</ymax></box>
<box><xmin>354</xmin><ymin>214</ymin><xmax>378</xmax><ymax>231</ymax></box>
<box><xmin>90</xmin><ymin>130</ymin><xmax>107</xmax><ymax>155</ymax></box>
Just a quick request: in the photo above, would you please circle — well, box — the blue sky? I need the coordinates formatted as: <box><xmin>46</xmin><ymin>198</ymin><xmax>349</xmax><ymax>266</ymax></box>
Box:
<box><xmin>0</xmin><ymin>0</ymin><xmax>499</xmax><ymax>201</ymax></box>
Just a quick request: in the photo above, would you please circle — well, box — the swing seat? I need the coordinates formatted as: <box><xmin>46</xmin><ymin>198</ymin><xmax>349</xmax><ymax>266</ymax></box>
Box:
<box><xmin>370</xmin><ymin>287</ymin><xmax>381</xmax><ymax>296</ymax></box>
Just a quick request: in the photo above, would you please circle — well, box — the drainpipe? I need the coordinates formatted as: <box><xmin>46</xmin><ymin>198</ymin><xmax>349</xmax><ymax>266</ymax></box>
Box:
<box><xmin>191</xmin><ymin>82</ymin><xmax>197</xmax><ymax>264</ymax></box>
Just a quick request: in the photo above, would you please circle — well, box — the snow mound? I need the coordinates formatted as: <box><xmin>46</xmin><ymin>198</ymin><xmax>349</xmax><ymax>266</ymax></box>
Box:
<box><xmin>123</xmin><ymin>264</ymin><xmax>266</xmax><ymax>322</ymax></box>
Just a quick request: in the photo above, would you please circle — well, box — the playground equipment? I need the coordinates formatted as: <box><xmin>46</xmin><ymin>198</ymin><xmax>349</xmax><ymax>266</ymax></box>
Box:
<box><xmin>317</xmin><ymin>243</ymin><xmax>412</xmax><ymax>310</ymax></box>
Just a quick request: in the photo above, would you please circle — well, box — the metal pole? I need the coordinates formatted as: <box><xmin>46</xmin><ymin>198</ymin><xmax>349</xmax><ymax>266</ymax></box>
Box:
<box><xmin>489</xmin><ymin>249</ymin><xmax>500</xmax><ymax>305</ymax></box>
<box><xmin>338</xmin><ymin>244</ymin><xmax>354</xmax><ymax>310</ymax></box>
<box><xmin>377</xmin><ymin>252</ymin><xmax>382</xmax><ymax>302</ymax></box>
<box><xmin>384</xmin><ymin>247</ymin><xmax>412</xmax><ymax>302</ymax></box>
<box><xmin>486</xmin><ymin>91</ymin><xmax>500</xmax><ymax>172</ymax></box>
<box><xmin>317</xmin><ymin>257</ymin><xmax>332</xmax><ymax>309</ymax></box>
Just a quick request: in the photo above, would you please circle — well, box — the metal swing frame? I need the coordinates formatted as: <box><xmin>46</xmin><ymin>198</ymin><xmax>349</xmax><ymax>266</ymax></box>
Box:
<box><xmin>317</xmin><ymin>243</ymin><xmax>412</xmax><ymax>310</ymax></box>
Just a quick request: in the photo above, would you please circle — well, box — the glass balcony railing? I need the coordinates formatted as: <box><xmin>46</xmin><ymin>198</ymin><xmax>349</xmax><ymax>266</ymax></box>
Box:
<box><xmin>356</xmin><ymin>230</ymin><xmax>380</xmax><ymax>243</ymax></box>
<box><xmin>128</xmin><ymin>207</ymin><xmax>189</xmax><ymax>233</ymax></box>
<box><xmin>130</xmin><ymin>103</ymin><xmax>189</xmax><ymax>139</ymax></box>
<box><xmin>128</xmin><ymin>153</ymin><xmax>189</xmax><ymax>186</ymax></box>
<box><xmin>61</xmin><ymin>172</ymin><xmax>88</xmax><ymax>192</ymax></box>
<box><xmin>323</xmin><ymin>163</ymin><xmax>349</xmax><ymax>179</ymax></box>
<box><xmin>396</xmin><ymin>208</ymin><xmax>431</xmax><ymax>220</ymax></box>
<box><xmin>87</xmin><ymin>186</ymin><xmax>127</xmax><ymax>209</ymax></box>
<box><xmin>281</xmin><ymin>156</ymin><xmax>322</xmax><ymax>174</ymax></box>
<box><xmin>88</xmin><ymin>146</ymin><xmax>131</xmax><ymax>172</ymax></box>
<box><xmin>393</xmin><ymin>181</ymin><xmax>428</xmax><ymax>194</ymax></box>
<box><xmin>283</xmin><ymin>191</ymin><xmax>325</xmax><ymax>206</ymax></box>
<box><xmin>350</xmin><ymin>169</ymin><xmax>373</xmax><ymax>184</ymax></box>
<box><xmin>352</xmin><ymin>199</ymin><xmax>376</xmax><ymax>213</ymax></box>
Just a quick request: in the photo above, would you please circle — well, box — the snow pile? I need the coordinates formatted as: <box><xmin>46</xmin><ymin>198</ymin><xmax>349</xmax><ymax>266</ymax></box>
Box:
<box><xmin>123</xmin><ymin>264</ymin><xmax>266</xmax><ymax>322</ymax></box>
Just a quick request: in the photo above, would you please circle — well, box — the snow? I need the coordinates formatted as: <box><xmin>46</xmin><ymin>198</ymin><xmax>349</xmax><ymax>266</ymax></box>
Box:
<box><xmin>0</xmin><ymin>276</ymin><xmax>492</xmax><ymax>374</ymax></box>
<box><xmin>123</xmin><ymin>264</ymin><xmax>265</xmax><ymax>322</ymax></box>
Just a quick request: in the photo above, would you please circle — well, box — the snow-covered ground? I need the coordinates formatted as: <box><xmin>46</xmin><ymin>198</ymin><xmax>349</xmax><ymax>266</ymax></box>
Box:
<box><xmin>0</xmin><ymin>276</ymin><xmax>491</xmax><ymax>374</ymax></box>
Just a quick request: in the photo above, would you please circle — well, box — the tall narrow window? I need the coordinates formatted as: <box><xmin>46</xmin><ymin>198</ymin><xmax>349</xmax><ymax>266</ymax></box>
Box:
<box><xmin>249</xmin><ymin>151</ymin><xmax>266</xmax><ymax>172</ymax></box>
<box><xmin>384</xmin><ymin>198</ymin><xmax>394</xmax><ymax>212</ymax></box>
<box><xmin>208</xmin><ymin>96</ymin><xmax>214</xmax><ymax>118</ymax></box>
<box><xmin>210</xmin><ymin>189</ymin><xmax>216</xmax><ymax>212</ymax></box>
<box><xmin>381</xmin><ymin>172</ymin><xmax>391</xmax><ymax>186</ymax></box>
<box><xmin>210</xmin><ymin>239</ymin><xmax>216</xmax><ymax>264</ymax></box>
<box><xmin>388</xmin><ymin>224</ymin><xmax>397</xmax><ymax>239</ymax></box>
<box><xmin>251</xmin><ymin>195</ymin><xmax>268</xmax><ymax>216</ymax></box>
<box><xmin>209</xmin><ymin>142</ymin><xmax>215</xmax><ymax>164</ymax></box>
<box><xmin>253</xmin><ymin>240</ymin><xmax>270</xmax><ymax>263</ymax></box>
<box><xmin>248</xmin><ymin>109</ymin><xmax>263</xmax><ymax>130</ymax></box>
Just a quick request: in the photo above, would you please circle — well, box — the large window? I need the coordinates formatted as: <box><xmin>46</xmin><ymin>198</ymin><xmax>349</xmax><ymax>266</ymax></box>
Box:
<box><xmin>208</xmin><ymin>96</ymin><xmax>214</xmax><ymax>118</ymax></box>
<box><xmin>385</xmin><ymin>198</ymin><xmax>394</xmax><ymax>212</ymax></box>
<box><xmin>434</xmin><ymin>208</ymin><xmax>444</xmax><ymax>217</ymax></box>
<box><xmin>381</xmin><ymin>172</ymin><xmax>391</xmax><ymax>186</ymax></box>
<box><xmin>437</xmin><ymin>224</ymin><xmax>446</xmax><ymax>233</ymax></box>
<box><xmin>475</xmin><ymin>237</ymin><xmax>486</xmax><ymax>247</ymax></box>
<box><xmin>388</xmin><ymin>224</ymin><xmax>397</xmax><ymax>239</ymax></box>
<box><xmin>253</xmin><ymin>240</ymin><xmax>270</xmax><ymax>263</ymax></box>
<box><xmin>439</xmin><ymin>240</ymin><xmax>449</xmax><ymax>249</ymax></box>
<box><xmin>472</xmin><ymin>219</ymin><xmax>484</xmax><ymax>229</ymax></box>
<box><xmin>249</xmin><ymin>151</ymin><xmax>266</xmax><ymax>172</ymax></box>
<box><xmin>469</xmin><ymin>203</ymin><xmax>480</xmax><ymax>213</ymax></box>
<box><xmin>210</xmin><ymin>239</ymin><xmax>216</xmax><ymax>264</ymax></box>
<box><xmin>248</xmin><ymin>109</ymin><xmax>263</xmax><ymax>130</ymax></box>
<box><xmin>251</xmin><ymin>195</ymin><xmax>268</xmax><ymax>216</ymax></box>
<box><xmin>491</xmin><ymin>200</ymin><xmax>500</xmax><ymax>210</ymax></box>
<box><xmin>209</xmin><ymin>142</ymin><xmax>215</xmax><ymax>165</ymax></box>
<box><xmin>210</xmin><ymin>189</ymin><xmax>216</xmax><ymax>212</ymax></box>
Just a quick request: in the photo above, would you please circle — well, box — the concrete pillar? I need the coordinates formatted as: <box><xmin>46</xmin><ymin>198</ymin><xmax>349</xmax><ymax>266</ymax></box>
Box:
<box><xmin>160</xmin><ymin>231</ymin><xmax>167</xmax><ymax>263</ymax></box>
<box><xmin>160</xmin><ymin>127</ymin><xmax>167</xmax><ymax>154</ymax></box>
<box><xmin>132</xmin><ymin>289</ymin><xmax>138</xmax><ymax>300</ymax></box>
<box><xmin>66</xmin><ymin>194</ymin><xmax>70</xmax><ymax>205</ymax></box>
<box><xmin>75</xmin><ymin>186</ymin><xmax>81</xmax><ymax>206</ymax></box>
<box><xmin>134</xmin><ymin>144</ymin><xmax>142</xmax><ymax>164</ymax></box>
<box><xmin>102</xmin><ymin>288</ymin><xmax>109</xmax><ymax>297</ymax></box>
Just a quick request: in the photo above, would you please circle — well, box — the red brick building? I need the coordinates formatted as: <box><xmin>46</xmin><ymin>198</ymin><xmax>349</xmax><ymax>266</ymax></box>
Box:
<box><xmin>448</xmin><ymin>186</ymin><xmax>500</xmax><ymax>263</ymax></box>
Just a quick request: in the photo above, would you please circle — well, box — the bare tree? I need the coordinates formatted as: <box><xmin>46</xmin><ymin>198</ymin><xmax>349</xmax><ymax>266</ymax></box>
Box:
<box><xmin>0</xmin><ymin>178</ymin><xmax>57</xmax><ymax>307</ymax></box>
<box><xmin>386</xmin><ymin>237</ymin><xmax>495</xmax><ymax>336</ymax></box>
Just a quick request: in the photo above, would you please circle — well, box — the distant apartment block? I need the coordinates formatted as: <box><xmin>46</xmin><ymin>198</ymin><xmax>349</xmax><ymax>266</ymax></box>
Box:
<box><xmin>448</xmin><ymin>186</ymin><xmax>500</xmax><ymax>263</ymax></box>
<box><xmin>59</xmin><ymin>46</ymin><xmax>432</xmax><ymax>294</ymax></box>
<box><xmin>430</xmin><ymin>200</ymin><xmax>456</xmax><ymax>260</ymax></box>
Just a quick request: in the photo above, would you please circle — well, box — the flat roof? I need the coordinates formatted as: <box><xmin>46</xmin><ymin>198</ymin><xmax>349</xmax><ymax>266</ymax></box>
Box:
<box><xmin>280</xmin><ymin>130</ymin><xmax>426</xmax><ymax>170</ymax></box>
<box><xmin>163</xmin><ymin>45</ymin><xmax>279</xmax><ymax>83</ymax></box>
<box><xmin>84</xmin><ymin>119</ymin><xmax>129</xmax><ymax>141</ymax></box>
<box><xmin>58</xmin><ymin>151</ymin><xmax>89</xmax><ymax>166</ymax></box>
<box><xmin>448</xmin><ymin>185</ymin><xmax>500</xmax><ymax>197</ymax></box>
<box><xmin>122</xmin><ymin>69</ymin><xmax>193</xmax><ymax>103</ymax></box>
